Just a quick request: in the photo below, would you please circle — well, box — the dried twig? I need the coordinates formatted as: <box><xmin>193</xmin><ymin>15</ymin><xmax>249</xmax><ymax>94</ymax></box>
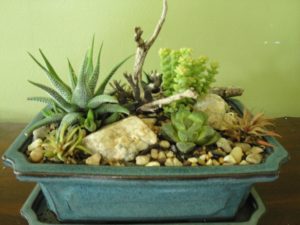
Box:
<box><xmin>138</xmin><ymin>89</ymin><xmax>198</xmax><ymax>112</ymax></box>
<box><xmin>210</xmin><ymin>87</ymin><xmax>244</xmax><ymax>98</ymax></box>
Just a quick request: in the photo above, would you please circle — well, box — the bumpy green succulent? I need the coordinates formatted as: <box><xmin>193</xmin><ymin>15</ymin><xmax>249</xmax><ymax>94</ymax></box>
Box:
<box><xmin>26</xmin><ymin>38</ymin><xmax>132</xmax><ymax>136</ymax></box>
<box><xmin>161</xmin><ymin>108</ymin><xmax>220</xmax><ymax>153</ymax></box>
<box><xmin>42</xmin><ymin>125</ymin><xmax>91</xmax><ymax>163</ymax></box>
<box><xmin>159</xmin><ymin>48</ymin><xmax>218</xmax><ymax>96</ymax></box>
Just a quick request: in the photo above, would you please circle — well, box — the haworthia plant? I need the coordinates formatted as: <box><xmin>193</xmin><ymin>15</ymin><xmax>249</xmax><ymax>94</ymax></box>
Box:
<box><xmin>26</xmin><ymin>38</ymin><xmax>132</xmax><ymax>136</ymax></box>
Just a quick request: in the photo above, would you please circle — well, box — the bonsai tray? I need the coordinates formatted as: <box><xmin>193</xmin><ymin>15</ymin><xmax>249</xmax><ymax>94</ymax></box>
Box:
<box><xmin>21</xmin><ymin>185</ymin><xmax>266</xmax><ymax>225</ymax></box>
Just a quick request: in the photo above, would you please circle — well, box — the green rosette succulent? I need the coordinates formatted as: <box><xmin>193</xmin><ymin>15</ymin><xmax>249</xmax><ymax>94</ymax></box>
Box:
<box><xmin>26</xmin><ymin>38</ymin><xmax>132</xmax><ymax>136</ymax></box>
<box><xmin>161</xmin><ymin>108</ymin><xmax>220</xmax><ymax>153</ymax></box>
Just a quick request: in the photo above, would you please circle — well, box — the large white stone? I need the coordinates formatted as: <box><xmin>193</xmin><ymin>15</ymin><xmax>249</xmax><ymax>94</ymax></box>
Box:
<box><xmin>83</xmin><ymin>116</ymin><xmax>157</xmax><ymax>162</ymax></box>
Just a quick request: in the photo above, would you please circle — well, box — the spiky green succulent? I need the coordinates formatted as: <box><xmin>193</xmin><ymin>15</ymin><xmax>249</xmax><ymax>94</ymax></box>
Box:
<box><xmin>161</xmin><ymin>108</ymin><xmax>220</xmax><ymax>153</ymax></box>
<box><xmin>26</xmin><ymin>38</ymin><xmax>132</xmax><ymax>136</ymax></box>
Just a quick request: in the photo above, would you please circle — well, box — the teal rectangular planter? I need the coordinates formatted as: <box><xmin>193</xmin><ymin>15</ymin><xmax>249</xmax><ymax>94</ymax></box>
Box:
<box><xmin>2</xmin><ymin>100</ymin><xmax>289</xmax><ymax>222</ymax></box>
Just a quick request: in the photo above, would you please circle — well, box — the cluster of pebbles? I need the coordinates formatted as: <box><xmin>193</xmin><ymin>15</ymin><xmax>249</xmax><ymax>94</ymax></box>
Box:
<box><xmin>132</xmin><ymin>137</ymin><xmax>266</xmax><ymax>167</ymax></box>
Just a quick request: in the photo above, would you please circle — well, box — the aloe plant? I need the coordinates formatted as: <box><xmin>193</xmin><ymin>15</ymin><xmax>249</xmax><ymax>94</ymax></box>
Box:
<box><xmin>161</xmin><ymin>108</ymin><xmax>220</xmax><ymax>153</ymax></box>
<box><xmin>26</xmin><ymin>38</ymin><xmax>132</xmax><ymax>136</ymax></box>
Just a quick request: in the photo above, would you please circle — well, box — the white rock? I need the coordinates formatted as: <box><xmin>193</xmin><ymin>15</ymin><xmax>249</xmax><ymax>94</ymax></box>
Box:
<box><xmin>33</xmin><ymin>126</ymin><xmax>49</xmax><ymax>140</ymax></box>
<box><xmin>230</xmin><ymin>147</ymin><xmax>243</xmax><ymax>163</ymax></box>
<box><xmin>135</xmin><ymin>155</ymin><xmax>150</xmax><ymax>165</ymax></box>
<box><xmin>85</xmin><ymin>153</ymin><xmax>101</xmax><ymax>166</ymax></box>
<box><xmin>246</xmin><ymin>154</ymin><xmax>263</xmax><ymax>164</ymax></box>
<box><xmin>29</xmin><ymin>147</ymin><xmax>44</xmax><ymax>163</ymax></box>
<box><xmin>83</xmin><ymin>116</ymin><xmax>157</xmax><ymax>162</ymax></box>
<box><xmin>223</xmin><ymin>155</ymin><xmax>237</xmax><ymax>165</ymax></box>
<box><xmin>28</xmin><ymin>139</ymin><xmax>43</xmax><ymax>151</ymax></box>
<box><xmin>217</xmin><ymin>138</ymin><xmax>232</xmax><ymax>153</ymax></box>
<box><xmin>145</xmin><ymin>161</ymin><xmax>161</xmax><ymax>167</ymax></box>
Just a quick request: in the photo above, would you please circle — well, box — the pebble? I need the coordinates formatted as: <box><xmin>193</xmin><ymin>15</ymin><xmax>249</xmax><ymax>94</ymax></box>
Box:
<box><xmin>145</xmin><ymin>161</ymin><xmax>161</xmax><ymax>167</ymax></box>
<box><xmin>188</xmin><ymin>157</ymin><xmax>198</xmax><ymax>164</ymax></box>
<box><xmin>223</xmin><ymin>155</ymin><xmax>237</xmax><ymax>165</ymax></box>
<box><xmin>165</xmin><ymin>158</ymin><xmax>183</xmax><ymax>166</ymax></box>
<box><xmin>158</xmin><ymin>151</ymin><xmax>166</xmax><ymax>163</ymax></box>
<box><xmin>206</xmin><ymin>159</ymin><xmax>213</xmax><ymax>166</ymax></box>
<box><xmin>217</xmin><ymin>138</ymin><xmax>232</xmax><ymax>153</ymax></box>
<box><xmin>33</xmin><ymin>126</ymin><xmax>49</xmax><ymax>140</ymax></box>
<box><xmin>235</xmin><ymin>143</ymin><xmax>251</xmax><ymax>153</ymax></box>
<box><xmin>173</xmin><ymin>158</ymin><xmax>183</xmax><ymax>166</ymax></box>
<box><xmin>198</xmin><ymin>158</ymin><xmax>206</xmax><ymax>165</ymax></box>
<box><xmin>85</xmin><ymin>153</ymin><xmax>102</xmax><ymax>166</ymax></box>
<box><xmin>219</xmin><ymin>157</ymin><xmax>224</xmax><ymax>164</ymax></box>
<box><xmin>230</xmin><ymin>147</ymin><xmax>243</xmax><ymax>163</ymax></box>
<box><xmin>150</xmin><ymin>149</ymin><xmax>159</xmax><ymax>159</ymax></box>
<box><xmin>166</xmin><ymin>151</ymin><xmax>174</xmax><ymax>158</ymax></box>
<box><xmin>199</xmin><ymin>154</ymin><xmax>207</xmax><ymax>162</ymax></box>
<box><xmin>246</xmin><ymin>154</ymin><xmax>263</xmax><ymax>164</ymax></box>
<box><xmin>250</xmin><ymin>147</ymin><xmax>264</xmax><ymax>154</ymax></box>
<box><xmin>159</xmin><ymin>140</ymin><xmax>171</xmax><ymax>149</ymax></box>
<box><xmin>239</xmin><ymin>160</ymin><xmax>249</xmax><ymax>165</ymax></box>
<box><xmin>28</xmin><ymin>139</ymin><xmax>43</xmax><ymax>151</ymax></box>
<box><xmin>135</xmin><ymin>155</ymin><xmax>150</xmax><ymax>165</ymax></box>
<box><xmin>212</xmin><ymin>148</ymin><xmax>226</xmax><ymax>157</ymax></box>
<box><xmin>29</xmin><ymin>147</ymin><xmax>44</xmax><ymax>163</ymax></box>
<box><xmin>212</xmin><ymin>159</ymin><xmax>220</xmax><ymax>166</ymax></box>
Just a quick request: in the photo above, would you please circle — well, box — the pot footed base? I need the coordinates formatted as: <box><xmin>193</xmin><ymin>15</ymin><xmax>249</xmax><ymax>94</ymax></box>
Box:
<box><xmin>21</xmin><ymin>185</ymin><xmax>265</xmax><ymax>225</ymax></box>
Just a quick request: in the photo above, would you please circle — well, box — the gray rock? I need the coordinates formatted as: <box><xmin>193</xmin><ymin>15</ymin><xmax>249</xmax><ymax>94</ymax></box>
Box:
<box><xmin>83</xmin><ymin>116</ymin><xmax>157</xmax><ymax>162</ymax></box>
<box><xmin>217</xmin><ymin>138</ymin><xmax>232</xmax><ymax>153</ymax></box>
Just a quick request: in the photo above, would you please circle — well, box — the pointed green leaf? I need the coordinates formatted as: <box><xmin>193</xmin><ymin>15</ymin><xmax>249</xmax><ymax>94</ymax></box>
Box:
<box><xmin>161</xmin><ymin>123</ymin><xmax>180</xmax><ymax>142</ymax></box>
<box><xmin>28</xmin><ymin>80</ymin><xmax>76</xmax><ymax>112</ymax></box>
<box><xmin>86</xmin><ymin>36</ymin><xmax>95</xmax><ymax>80</ymax></box>
<box><xmin>25</xmin><ymin>113</ymin><xmax>66</xmax><ymax>136</ymax></box>
<box><xmin>58</xmin><ymin>112</ymin><xmax>83</xmax><ymax>142</ymax></box>
<box><xmin>88</xmin><ymin>42</ymin><xmax>103</xmax><ymax>93</ymax></box>
<box><xmin>84</xmin><ymin>109</ymin><xmax>97</xmax><ymax>132</ymax></box>
<box><xmin>95</xmin><ymin>54</ymin><xmax>133</xmax><ymax>95</ymax></box>
<box><xmin>87</xmin><ymin>94</ymin><xmax>118</xmax><ymax>109</ymax></box>
<box><xmin>94</xmin><ymin>103</ymin><xmax>129</xmax><ymax>116</ymax></box>
<box><xmin>176</xmin><ymin>142</ymin><xmax>195</xmax><ymax>154</ymax></box>
<box><xmin>67</xmin><ymin>59</ymin><xmax>77</xmax><ymax>90</ymax></box>
<box><xmin>27</xmin><ymin>97</ymin><xmax>56</xmax><ymax>106</ymax></box>
<box><xmin>103</xmin><ymin>112</ymin><xmax>120</xmax><ymax>125</ymax></box>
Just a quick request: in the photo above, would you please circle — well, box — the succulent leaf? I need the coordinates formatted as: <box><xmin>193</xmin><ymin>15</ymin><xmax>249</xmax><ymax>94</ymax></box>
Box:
<box><xmin>25</xmin><ymin>113</ymin><xmax>66</xmax><ymax>136</ymax></box>
<box><xmin>88</xmin><ymin>42</ymin><xmax>103</xmax><ymax>93</ymax></box>
<box><xmin>87</xmin><ymin>94</ymin><xmax>118</xmax><ymax>109</ymax></box>
<box><xmin>103</xmin><ymin>112</ymin><xmax>120</xmax><ymax>125</ymax></box>
<box><xmin>28</xmin><ymin>80</ymin><xmax>76</xmax><ymax>112</ymax></box>
<box><xmin>95</xmin><ymin>54</ymin><xmax>133</xmax><ymax>95</ymax></box>
<box><xmin>27</xmin><ymin>97</ymin><xmax>56</xmax><ymax>107</ymax></box>
<box><xmin>94</xmin><ymin>103</ymin><xmax>130</xmax><ymax>116</ymax></box>
<box><xmin>176</xmin><ymin>142</ymin><xmax>196</xmax><ymax>154</ymax></box>
<box><xmin>67</xmin><ymin>59</ymin><xmax>78</xmax><ymax>90</ymax></box>
<box><xmin>83</xmin><ymin>109</ymin><xmax>97</xmax><ymax>132</ymax></box>
<box><xmin>58</xmin><ymin>112</ymin><xmax>83</xmax><ymax>142</ymax></box>
<box><xmin>86</xmin><ymin>36</ymin><xmax>95</xmax><ymax>80</ymax></box>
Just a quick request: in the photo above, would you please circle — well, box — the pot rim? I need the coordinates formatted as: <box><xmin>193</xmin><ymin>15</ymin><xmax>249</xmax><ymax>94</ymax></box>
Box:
<box><xmin>2</xmin><ymin>99</ymin><xmax>289</xmax><ymax>180</ymax></box>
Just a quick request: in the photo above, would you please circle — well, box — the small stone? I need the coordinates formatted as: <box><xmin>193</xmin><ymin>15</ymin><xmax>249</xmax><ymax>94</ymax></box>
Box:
<box><xmin>33</xmin><ymin>126</ymin><xmax>49</xmax><ymax>140</ymax></box>
<box><xmin>150</xmin><ymin>149</ymin><xmax>159</xmax><ymax>159</ymax></box>
<box><xmin>250</xmin><ymin>147</ymin><xmax>264</xmax><ymax>154</ymax></box>
<box><xmin>166</xmin><ymin>151</ymin><xmax>174</xmax><ymax>158</ymax></box>
<box><xmin>212</xmin><ymin>159</ymin><xmax>220</xmax><ymax>166</ymax></box>
<box><xmin>207</xmin><ymin>151</ymin><xmax>213</xmax><ymax>159</ymax></box>
<box><xmin>240</xmin><ymin>160</ymin><xmax>249</xmax><ymax>165</ymax></box>
<box><xmin>199</xmin><ymin>154</ymin><xmax>207</xmax><ymax>162</ymax></box>
<box><xmin>212</xmin><ymin>148</ymin><xmax>226</xmax><ymax>157</ymax></box>
<box><xmin>188</xmin><ymin>157</ymin><xmax>198</xmax><ymax>164</ymax></box>
<box><xmin>235</xmin><ymin>143</ymin><xmax>251</xmax><ymax>153</ymax></box>
<box><xmin>206</xmin><ymin>159</ymin><xmax>213</xmax><ymax>166</ymax></box>
<box><xmin>191</xmin><ymin>163</ymin><xmax>198</xmax><ymax>167</ymax></box>
<box><xmin>219</xmin><ymin>157</ymin><xmax>224</xmax><ymax>164</ymax></box>
<box><xmin>29</xmin><ymin>147</ymin><xmax>44</xmax><ymax>163</ymax></box>
<box><xmin>230</xmin><ymin>147</ymin><xmax>243</xmax><ymax>163</ymax></box>
<box><xmin>198</xmin><ymin>158</ymin><xmax>206</xmax><ymax>165</ymax></box>
<box><xmin>246</xmin><ymin>154</ymin><xmax>263</xmax><ymax>164</ymax></box>
<box><xmin>159</xmin><ymin>140</ymin><xmax>171</xmax><ymax>149</ymax></box>
<box><xmin>146</xmin><ymin>161</ymin><xmax>161</xmax><ymax>167</ymax></box>
<box><xmin>217</xmin><ymin>138</ymin><xmax>232</xmax><ymax>153</ymax></box>
<box><xmin>164</xmin><ymin>158</ymin><xmax>174</xmax><ymax>166</ymax></box>
<box><xmin>85</xmin><ymin>153</ymin><xmax>101</xmax><ymax>166</ymax></box>
<box><xmin>158</xmin><ymin>151</ymin><xmax>166</xmax><ymax>163</ymax></box>
<box><xmin>28</xmin><ymin>139</ymin><xmax>43</xmax><ymax>151</ymax></box>
<box><xmin>141</xmin><ymin>118</ymin><xmax>157</xmax><ymax>127</ymax></box>
<box><xmin>135</xmin><ymin>155</ymin><xmax>150</xmax><ymax>165</ymax></box>
<box><xmin>173</xmin><ymin>158</ymin><xmax>183</xmax><ymax>166</ymax></box>
<box><xmin>223</xmin><ymin>155</ymin><xmax>237</xmax><ymax>165</ymax></box>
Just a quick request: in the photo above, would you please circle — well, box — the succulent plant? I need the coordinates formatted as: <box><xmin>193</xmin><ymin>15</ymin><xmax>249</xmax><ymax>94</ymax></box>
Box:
<box><xmin>26</xmin><ymin>38</ymin><xmax>132</xmax><ymax>136</ymax></box>
<box><xmin>42</xmin><ymin>125</ymin><xmax>91</xmax><ymax>163</ymax></box>
<box><xmin>161</xmin><ymin>108</ymin><xmax>220</xmax><ymax>153</ymax></box>
<box><xmin>159</xmin><ymin>48</ymin><xmax>218</xmax><ymax>97</ymax></box>
<box><xmin>223</xmin><ymin>110</ymin><xmax>280</xmax><ymax>147</ymax></box>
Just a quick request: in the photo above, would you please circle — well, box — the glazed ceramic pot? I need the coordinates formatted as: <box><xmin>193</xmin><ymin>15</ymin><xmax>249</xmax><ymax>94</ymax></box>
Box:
<box><xmin>2</xmin><ymin>99</ymin><xmax>289</xmax><ymax>222</ymax></box>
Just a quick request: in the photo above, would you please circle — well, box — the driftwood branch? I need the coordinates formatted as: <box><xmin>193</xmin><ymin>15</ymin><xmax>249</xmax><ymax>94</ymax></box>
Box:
<box><xmin>210</xmin><ymin>87</ymin><xmax>244</xmax><ymax>98</ymax></box>
<box><xmin>138</xmin><ymin>89</ymin><xmax>198</xmax><ymax>112</ymax></box>
<box><xmin>125</xmin><ymin>0</ymin><xmax>168</xmax><ymax>105</ymax></box>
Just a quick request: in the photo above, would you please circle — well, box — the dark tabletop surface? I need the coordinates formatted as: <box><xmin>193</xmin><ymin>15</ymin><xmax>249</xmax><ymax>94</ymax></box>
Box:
<box><xmin>0</xmin><ymin>118</ymin><xmax>299</xmax><ymax>225</ymax></box>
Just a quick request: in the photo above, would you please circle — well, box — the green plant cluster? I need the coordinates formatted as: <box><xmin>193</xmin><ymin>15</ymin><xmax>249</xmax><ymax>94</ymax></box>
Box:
<box><xmin>161</xmin><ymin>108</ymin><xmax>220</xmax><ymax>153</ymax></box>
<box><xmin>26</xmin><ymin>39</ymin><xmax>132</xmax><ymax>136</ymax></box>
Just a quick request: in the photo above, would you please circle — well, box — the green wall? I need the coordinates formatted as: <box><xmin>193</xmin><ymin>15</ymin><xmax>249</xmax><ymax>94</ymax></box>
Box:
<box><xmin>1</xmin><ymin>0</ymin><xmax>300</xmax><ymax>122</ymax></box>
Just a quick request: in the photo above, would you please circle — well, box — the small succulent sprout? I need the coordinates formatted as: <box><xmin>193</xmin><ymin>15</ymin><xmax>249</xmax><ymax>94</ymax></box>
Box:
<box><xmin>161</xmin><ymin>108</ymin><xmax>220</xmax><ymax>153</ymax></box>
<box><xmin>42</xmin><ymin>125</ymin><xmax>92</xmax><ymax>163</ymax></box>
<box><xmin>25</xmin><ymin>37</ymin><xmax>132</xmax><ymax>136</ymax></box>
